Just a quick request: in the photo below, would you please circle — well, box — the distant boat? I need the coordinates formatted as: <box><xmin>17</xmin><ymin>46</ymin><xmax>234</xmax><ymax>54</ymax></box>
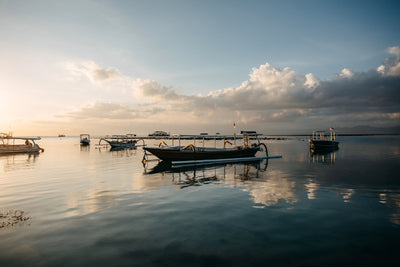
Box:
<box><xmin>58</xmin><ymin>134</ymin><xmax>66</xmax><ymax>137</ymax></box>
<box><xmin>0</xmin><ymin>133</ymin><xmax>44</xmax><ymax>154</ymax></box>
<box><xmin>309</xmin><ymin>129</ymin><xmax>339</xmax><ymax>151</ymax></box>
<box><xmin>80</xmin><ymin>134</ymin><xmax>90</xmax><ymax>146</ymax></box>
<box><xmin>148</xmin><ymin>131</ymin><xmax>169</xmax><ymax>137</ymax></box>
<box><xmin>99</xmin><ymin>134</ymin><xmax>144</xmax><ymax>149</ymax></box>
<box><xmin>240</xmin><ymin>130</ymin><xmax>258</xmax><ymax>135</ymax></box>
<box><xmin>143</xmin><ymin>134</ymin><xmax>268</xmax><ymax>162</ymax></box>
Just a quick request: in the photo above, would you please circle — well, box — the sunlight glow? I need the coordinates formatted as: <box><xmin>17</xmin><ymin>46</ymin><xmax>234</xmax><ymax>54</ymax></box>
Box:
<box><xmin>0</xmin><ymin>89</ymin><xmax>11</xmax><ymax>129</ymax></box>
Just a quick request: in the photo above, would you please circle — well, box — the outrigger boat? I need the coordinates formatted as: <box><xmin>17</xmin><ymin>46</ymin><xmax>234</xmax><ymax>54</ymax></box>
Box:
<box><xmin>0</xmin><ymin>133</ymin><xmax>44</xmax><ymax>154</ymax></box>
<box><xmin>80</xmin><ymin>134</ymin><xmax>90</xmax><ymax>146</ymax></box>
<box><xmin>142</xmin><ymin>134</ymin><xmax>280</xmax><ymax>164</ymax></box>
<box><xmin>99</xmin><ymin>134</ymin><xmax>145</xmax><ymax>149</ymax></box>
<box><xmin>309</xmin><ymin>128</ymin><xmax>339</xmax><ymax>151</ymax></box>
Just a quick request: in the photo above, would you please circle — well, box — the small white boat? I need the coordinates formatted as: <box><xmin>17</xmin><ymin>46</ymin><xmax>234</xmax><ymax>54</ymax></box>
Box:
<box><xmin>80</xmin><ymin>134</ymin><xmax>90</xmax><ymax>146</ymax></box>
<box><xmin>0</xmin><ymin>133</ymin><xmax>44</xmax><ymax>154</ymax></box>
<box><xmin>309</xmin><ymin>128</ymin><xmax>339</xmax><ymax>151</ymax></box>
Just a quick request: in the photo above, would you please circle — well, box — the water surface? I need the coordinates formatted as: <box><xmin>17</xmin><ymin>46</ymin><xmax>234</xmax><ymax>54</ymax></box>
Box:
<box><xmin>1</xmin><ymin>136</ymin><xmax>399</xmax><ymax>266</ymax></box>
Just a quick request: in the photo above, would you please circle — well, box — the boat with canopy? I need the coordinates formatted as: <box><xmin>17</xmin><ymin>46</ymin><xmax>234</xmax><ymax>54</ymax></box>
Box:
<box><xmin>308</xmin><ymin>128</ymin><xmax>339</xmax><ymax>151</ymax></box>
<box><xmin>142</xmin><ymin>133</ymin><xmax>273</xmax><ymax>163</ymax></box>
<box><xmin>80</xmin><ymin>134</ymin><xmax>90</xmax><ymax>146</ymax></box>
<box><xmin>0</xmin><ymin>133</ymin><xmax>44</xmax><ymax>154</ymax></box>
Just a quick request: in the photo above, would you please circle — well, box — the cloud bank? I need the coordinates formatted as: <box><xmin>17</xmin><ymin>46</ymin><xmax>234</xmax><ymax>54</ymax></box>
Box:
<box><xmin>64</xmin><ymin>46</ymin><xmax>400</xmax><ymax>134</ymax></box>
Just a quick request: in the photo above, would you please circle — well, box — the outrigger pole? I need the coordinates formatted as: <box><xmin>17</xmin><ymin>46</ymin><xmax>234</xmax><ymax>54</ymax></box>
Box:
<box><xmin>171</xmin><ymin>155</ymin><xmax>282</xmax><ymax>167</ymax></box>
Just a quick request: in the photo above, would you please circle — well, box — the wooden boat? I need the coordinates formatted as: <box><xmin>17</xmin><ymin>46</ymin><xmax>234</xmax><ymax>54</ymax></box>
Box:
<box><xmin>309</xmin><ymin>129</ymin><xmax>339</xmax><ymax>151</ymax></box>
<box><xmin>99</xmin><ymin>134</ymin><xmax>144</xmax><ymax>149</ymax></box>
<box><xmin>0</xmin><ymin>133</ymin><xmax>44</xmax><ymax>154</ymax></box>
<box><xmin>80</xmin><ymin>134</ymin><xmax>90</xmax><ymax>145</ymax></box>
<box><xmin>143</xmin><ymin>134</ymin><xmax>268</xmax><ymax>162</ymax></box>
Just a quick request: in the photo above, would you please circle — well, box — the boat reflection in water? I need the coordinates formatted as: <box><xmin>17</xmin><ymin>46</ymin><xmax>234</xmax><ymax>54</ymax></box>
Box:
<box><xmin>144</xmin><ymin>159</ymin><xmax>269</xmax><ymax>189</ymax></box>
<box><xmin>80</xmin><ymin>144</ymin><xmax>90</xmax><ymax>152</ymax></box>
<box><xmin>109</xmin><ymin>147</ymin><xmax>138</xmax><ymax>158</ymax></box>
<box><xmin>0</xmin><ymin>152</ymin><xmax>40</xmax><ymax>172</ymax></box>
<box><xmin>96</xmin><ymin>144</ymin><xmax>139</xmax><ymax>155</ymax></box>
<box><xmin>144</xmin><ymin>158</ymin><xmax>301</xmax><ymax>208</ymax></box>
<box><xmin>309</xmin><ymin>147</ymin><xmax>338</xmax><ymax>165</ymax></box>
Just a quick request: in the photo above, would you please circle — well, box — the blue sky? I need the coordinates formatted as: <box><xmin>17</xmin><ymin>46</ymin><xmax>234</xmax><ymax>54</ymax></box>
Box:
<box><xmin>1</xmin><ymin>0</ymin><xmax>399</xmax><ymax>135</ymax></box>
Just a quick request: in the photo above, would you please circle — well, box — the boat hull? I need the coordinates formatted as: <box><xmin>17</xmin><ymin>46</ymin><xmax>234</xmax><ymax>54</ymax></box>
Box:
<box><xmin>80</xmin><ymin>140</ymin><xmax>90</xmax><ymax>146</ymax></box>
<box><xmin>106</xmin><ymin>140</ymin><xmax>137</xmax><ymax>148</ymax></box>
<box><xmin>143</xmin><ymin>146</ymin><xmax>260</xmax><ymax>161</ymax></box>
<box><xmin>0</xmin><ymin>145</ymin><xmax>43</xmax><ymax>154</ymax></box>
<box><xmin>309</xmin><ymin>140</ymin><xmax>339</xmax><ymax>150</ymax></box>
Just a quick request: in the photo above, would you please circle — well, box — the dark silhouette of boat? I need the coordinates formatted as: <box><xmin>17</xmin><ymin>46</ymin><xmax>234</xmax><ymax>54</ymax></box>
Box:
<box><xmin>143</xmin><ymin>134</ymin><xmax>268</xmax><ymax>162</ymax></box>
<box><xmin>309</xmin><ymin>129</ymin><xmax>339</xmax><ymax>151</ymax></box>
<box><xmin>144</xmin><ymin>145</ymin><xmax>260</xmax><ymax>161</ymax></box>
<box><xmin>80</xmin><ymin>134</ymin><xmax>90</xmax><ymax>146</ymax></box>
<box><xmin>99</xmin><ymin>134</ymin><xmax>145</xmax><ymax>149</ymax></box>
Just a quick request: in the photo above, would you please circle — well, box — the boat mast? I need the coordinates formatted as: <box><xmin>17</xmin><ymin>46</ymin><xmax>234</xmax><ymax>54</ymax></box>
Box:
<box><xmin>233</xmin><ymin>122</ymin><xmax>236</xmax><ymax>146</ymax></box>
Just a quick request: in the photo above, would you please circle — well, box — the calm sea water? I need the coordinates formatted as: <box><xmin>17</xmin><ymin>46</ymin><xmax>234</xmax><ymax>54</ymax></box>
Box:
<box><xmin>1</xmin><ymin>136</ymin><xmax>399</xmax><ymax>266</ymax></box>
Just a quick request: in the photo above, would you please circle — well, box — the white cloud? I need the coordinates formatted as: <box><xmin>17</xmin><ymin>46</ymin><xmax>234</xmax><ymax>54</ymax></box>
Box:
<box><xmin>132</xmin><ymin>78</ymin><xmax>182</xmax><ymax>100</ymax></box>
<box><xmin>387</xmin><ymin>62</ymin><xmax>400</xmax><ymax>76</ymax></box>
<box><xmin>387</xmin><ymin>46</ymin><xmax>400</xmax><ymax>57</ymax></box>
<box><xmin>249</xmin><ymin>63</ymin><xmax>300</xmax><ymax>92</ymax></box>
<box><xmin>304</xmin><ymin>73</ymin><xmax>320</xmax><ymax>90</ymax></box>
<box><xmin>377</xmin><ymin>46</ymin><xmax>400</xmax><ymax>77</ymax></box>
<box><xmin>66</xmin><ymin>61</ymin><xmax>121</xmax><ymax>84</ymax></box>
<box><xmin>339</xmin><ymin>68</ymin><xmax>354</xmax><ymax>78</ymax></box>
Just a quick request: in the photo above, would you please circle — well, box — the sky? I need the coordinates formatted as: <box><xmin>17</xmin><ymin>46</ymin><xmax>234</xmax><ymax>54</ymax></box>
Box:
<box><xmin>1</xmin><ymin>0</ymin><xmax>399</xmax><ymax>136</ymax></box>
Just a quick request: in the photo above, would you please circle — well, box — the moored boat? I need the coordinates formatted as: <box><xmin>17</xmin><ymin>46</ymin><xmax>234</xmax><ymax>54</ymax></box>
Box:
<box><xmin>308</xmin><ymin>128</ymin><xmax>339</xmax><ymax>151</ymax></box>
<box><xmin>148</xmin><ymin>130</ymin><xmax>169</xmax><ymax>137</ymax></box>
<box><xmin>80</xmin><ymin>134</ymin><xmax>90</xmax><ymax>145</ymax></box>
<box><xmin>143</xmin><ymin>134</ymin><xmax>268</xmax><ymax>162</ymax></box>
<box><xmin>99</xmin><ymin>134</ymin><xmax>144</xmax><ymax>149</ymax></box>
<box><xmin>0</xmin><ymin>133</ymin><xmax>44</xmax><ymax>154</ymax></box>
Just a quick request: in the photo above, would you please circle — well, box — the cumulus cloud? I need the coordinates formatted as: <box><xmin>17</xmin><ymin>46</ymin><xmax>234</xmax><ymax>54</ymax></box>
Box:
<box><xmin>387</xmin><ymin>46</ymin><xmax>400</xmax><ymax>57</ymax></box>
<box><xmin>203</xmin><ymin>63</ymin><xmax>315</xmax><ymax>111</ymax></box>
<box><xmin>62</xmin><ymin>46</ymin><xmax>400</xmax><ymax>133</ymax></box>
<box><xmin>377</xmin><ymin>46</ymin><xmax>400</xmax><ymax>77</ymax></box>
<box><xmin>339</xmin><ymin>68</ymin><xmax>354</xmax><ymax>78</ymax></box>
<box><xmin>132</xmin><ymin>78</ymin><xmax>182</xmax><ymax>100</ymax></box>
<box><xmin>66</xmin><ymin>61</ymin><xmax>121</xmax><ymax>84</ymax></box>
<box><xmin>304</xmin><ymin>73</ymin><xmax>320</xmax><ymax>90</ymax></box>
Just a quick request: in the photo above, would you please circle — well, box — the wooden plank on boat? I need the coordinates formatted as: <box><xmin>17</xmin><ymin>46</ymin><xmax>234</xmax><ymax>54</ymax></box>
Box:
<box><xmin>171</xmin><ymin>155</ymin><xmax>282</xmax><ymax>166</ymax></box>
